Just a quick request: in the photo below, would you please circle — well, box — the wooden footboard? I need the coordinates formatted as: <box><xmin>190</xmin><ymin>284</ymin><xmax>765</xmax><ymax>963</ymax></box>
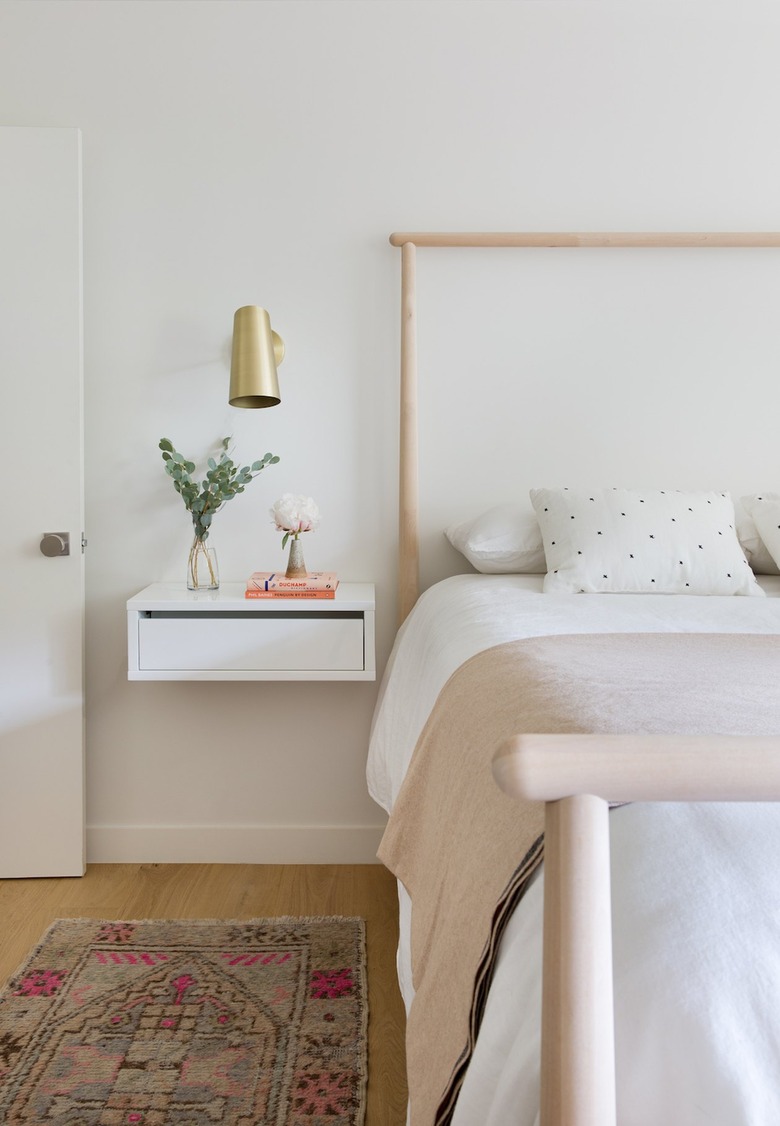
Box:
<box><xmin>492</xmin><ymin>734</ymin><xmax>780</xmax><ymax>1126</ymax></box>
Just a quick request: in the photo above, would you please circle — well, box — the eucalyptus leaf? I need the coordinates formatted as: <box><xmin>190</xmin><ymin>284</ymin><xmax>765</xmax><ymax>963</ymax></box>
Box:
<box><xmin>159</xmin><ymin>437</ymin><xmax>279</xmax><ymax>535</ymax></box>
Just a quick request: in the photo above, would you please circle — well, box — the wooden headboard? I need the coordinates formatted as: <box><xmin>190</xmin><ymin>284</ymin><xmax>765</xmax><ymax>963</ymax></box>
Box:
<box><xmin>389</xmin><ymin>231</ymin><xmax>780</xmax><ymax>623</ymax></box>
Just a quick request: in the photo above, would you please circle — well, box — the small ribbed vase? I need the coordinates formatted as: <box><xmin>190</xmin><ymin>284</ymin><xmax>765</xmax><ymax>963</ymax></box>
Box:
<box><xmin>285</xmin><ymin>537</ymin><xmax>307</xmax><ymax>578</ymax></box>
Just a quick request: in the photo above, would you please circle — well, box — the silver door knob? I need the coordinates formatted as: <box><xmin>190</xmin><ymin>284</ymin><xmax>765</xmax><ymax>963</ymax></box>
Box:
<box><xmin>40</xmin><ymin>532</ymin><xmax>70</xmax><ymax>557</ymax></box>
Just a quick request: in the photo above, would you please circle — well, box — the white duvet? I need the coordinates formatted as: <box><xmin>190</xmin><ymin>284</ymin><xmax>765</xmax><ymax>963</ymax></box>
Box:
<box><xmin>367</xmin><ymin>574</ymin><xmax>780</xmax><ymax>1126</ymax></box>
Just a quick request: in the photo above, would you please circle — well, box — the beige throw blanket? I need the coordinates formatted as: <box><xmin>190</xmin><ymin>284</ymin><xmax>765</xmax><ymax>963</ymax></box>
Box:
<box><xmin>378</xmin><ymin>633</ymin><xmax>780</xmax><ymax>1126</ymax></box>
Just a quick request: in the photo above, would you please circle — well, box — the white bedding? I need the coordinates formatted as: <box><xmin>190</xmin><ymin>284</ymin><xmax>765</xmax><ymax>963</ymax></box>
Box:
<box><xmin>368</xmin><ymin>574</ymin><xmax>780</xmax><ymax>1126</ymax></box>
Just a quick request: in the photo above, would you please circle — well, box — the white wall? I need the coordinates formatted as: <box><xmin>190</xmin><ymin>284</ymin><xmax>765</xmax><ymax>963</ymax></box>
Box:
<box><xmin>2</xmin><ymin>0</ymin><xmax>780</xmax><ymax>862</ymax></box>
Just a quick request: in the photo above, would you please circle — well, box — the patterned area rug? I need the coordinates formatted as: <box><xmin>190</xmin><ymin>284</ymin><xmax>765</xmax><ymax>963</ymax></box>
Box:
<box><xmin>0</xmin><ymin>916</ymin><xmax>367</xmax><ymax>1125</ymax></box>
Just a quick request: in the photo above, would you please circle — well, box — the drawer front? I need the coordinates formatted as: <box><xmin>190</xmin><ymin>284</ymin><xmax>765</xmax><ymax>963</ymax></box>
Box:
<box><xmin>138</xmin><ymin>613</ymin><xmax>365</xmax><ymax>672</ymax></box>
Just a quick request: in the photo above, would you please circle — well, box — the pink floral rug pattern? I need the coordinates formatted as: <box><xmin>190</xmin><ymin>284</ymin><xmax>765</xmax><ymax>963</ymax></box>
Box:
<box><xmin>0</xmin><ymin>916</ymin><xmax>367</xmax><ymax>1124</ymax></box>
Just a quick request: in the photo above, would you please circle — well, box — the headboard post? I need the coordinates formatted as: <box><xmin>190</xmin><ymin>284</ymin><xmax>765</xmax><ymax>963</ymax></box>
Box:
<box><xmin>398</xmin><ymin>239</ymin><xmax>419</xmax><ymax>623</ymax></box>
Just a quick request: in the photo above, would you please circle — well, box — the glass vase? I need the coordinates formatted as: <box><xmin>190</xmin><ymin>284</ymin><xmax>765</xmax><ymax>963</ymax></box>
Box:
<box><xmin>285</xmin><ymin>537</ymin><xmax>308</xmax><ymax>578</ymax></box>
<box><xmin>187</xmin><ymin>535</ymin><xmax>219</xmax><ymax>590</ymax></box>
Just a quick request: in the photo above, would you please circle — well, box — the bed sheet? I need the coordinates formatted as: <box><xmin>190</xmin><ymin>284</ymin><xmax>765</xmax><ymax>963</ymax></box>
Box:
<box><xmin>368</xmin><ymin>574</ymin><xmax>780</xmax><ymax>1126</ymax></box>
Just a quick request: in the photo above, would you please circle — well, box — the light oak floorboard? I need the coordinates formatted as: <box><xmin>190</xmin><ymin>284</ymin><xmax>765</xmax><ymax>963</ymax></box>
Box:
<box><xmin>0</xmin><ymin>863</ymin><xmax>408</xmax><ymax>1126</ymax></box>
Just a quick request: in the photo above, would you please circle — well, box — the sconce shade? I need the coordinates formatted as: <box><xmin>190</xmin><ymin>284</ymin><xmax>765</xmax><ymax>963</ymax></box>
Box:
<box><xmin>229</xmin><ymin>306</ymin><xmax>284</xmax><ymax>408</ymax></box>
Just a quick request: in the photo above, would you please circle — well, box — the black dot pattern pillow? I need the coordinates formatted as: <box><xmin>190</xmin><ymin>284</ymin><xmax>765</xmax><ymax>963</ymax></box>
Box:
<box><xmin>530</xmin><ymin>488</ymin><xmax>762</xmax><ymax>596</ymax></box>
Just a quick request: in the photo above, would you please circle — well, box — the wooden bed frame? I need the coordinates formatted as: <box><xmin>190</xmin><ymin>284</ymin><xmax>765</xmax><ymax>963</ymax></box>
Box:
<box><xmin>390</xmin><ymin>231</ymin><xmax>780</xmax><ymax>1126</ymax></box>
<box><xmin>389</xmin><ymin>229</ymin><xmax>780</xmax><ymax>623</ymax></box>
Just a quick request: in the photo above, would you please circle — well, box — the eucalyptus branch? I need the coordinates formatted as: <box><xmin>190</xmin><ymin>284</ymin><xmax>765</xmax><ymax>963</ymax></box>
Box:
<box><xmin>159</xmin><ymin>437</ymin><xmax>280</xmax><ymax>540</ymax></box>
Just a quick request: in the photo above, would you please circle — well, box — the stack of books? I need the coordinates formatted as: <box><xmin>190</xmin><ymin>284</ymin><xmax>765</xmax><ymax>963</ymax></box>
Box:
<box><xmin>245</xmin><ymin>571</ymin><xmax>339</xmax><ymax>599</ymax></box>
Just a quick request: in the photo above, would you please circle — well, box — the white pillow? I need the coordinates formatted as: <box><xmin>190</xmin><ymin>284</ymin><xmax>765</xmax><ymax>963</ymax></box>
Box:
<box><xmin>740</xmin><ymin>494</ymin><xmax>780</xmax><ymax>573</ymax></box>
<box><xmin>735</xmin><ymin>510</ymin><xmax>777</xmax><ymax>574</ymax></box>
<box><xmin>445</xmin><ymin>504</ymin><xmax>546</xmax><ymax>573</ymax></box>
<box><xmin>529</xmin><ymin>488</ymin><xmax>762</xmax><ymax>596</ymax></box>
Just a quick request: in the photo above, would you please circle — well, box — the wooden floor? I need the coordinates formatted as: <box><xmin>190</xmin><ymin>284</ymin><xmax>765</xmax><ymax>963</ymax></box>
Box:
<box><xmin>0</xmin><ymin>863</ymin><xmax>408</xmax><ymax>1126</ymax></box>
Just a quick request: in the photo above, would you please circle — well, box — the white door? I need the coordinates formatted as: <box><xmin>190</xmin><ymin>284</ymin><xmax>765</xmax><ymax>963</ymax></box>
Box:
<box><xmin>0</xmin><ymin>127</ymin><xmax>85</xmax><ymax>876</ymax></box>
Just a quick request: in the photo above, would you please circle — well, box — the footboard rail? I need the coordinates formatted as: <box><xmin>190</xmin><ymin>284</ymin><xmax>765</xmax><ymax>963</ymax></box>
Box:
<box><xmin>492</xmin><ymin>733</ymin><xmax>780</xmax><ymax>1126</ymax></box>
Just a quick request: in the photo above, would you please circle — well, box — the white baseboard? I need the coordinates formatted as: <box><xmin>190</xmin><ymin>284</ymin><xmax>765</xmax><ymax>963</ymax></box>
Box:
<box><xmin>87</xmin><ymin>824</ymin><xmax>386</xmax><ymax>865</ymax></box>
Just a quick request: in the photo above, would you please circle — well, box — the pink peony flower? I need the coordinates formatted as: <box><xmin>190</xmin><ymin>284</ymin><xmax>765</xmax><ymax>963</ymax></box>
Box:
<box><xmin>271</xmin><ymin>494</ymin><xmax>320</xmax><ymax>546</ymax></box>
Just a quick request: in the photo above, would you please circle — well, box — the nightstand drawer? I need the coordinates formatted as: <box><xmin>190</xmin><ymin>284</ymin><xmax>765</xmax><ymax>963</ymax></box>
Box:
<box><xmin>138</xmin><ymin>610</ymin><xmax>365</xmax><ymax>672</ymax></box>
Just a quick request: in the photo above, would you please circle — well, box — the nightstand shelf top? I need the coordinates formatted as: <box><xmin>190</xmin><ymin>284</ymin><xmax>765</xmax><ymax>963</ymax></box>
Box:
<box><xmin>128</xmin><ymin>581</ymin><xmax>375</xmax><ymax>613</ymax></box>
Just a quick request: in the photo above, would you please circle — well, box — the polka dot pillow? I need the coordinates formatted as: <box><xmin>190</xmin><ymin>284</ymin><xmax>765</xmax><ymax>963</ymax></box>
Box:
<box><xmin>529</xmin><ymin>488</ymin><xmax>762</xmax><ymax>596</ymax></box>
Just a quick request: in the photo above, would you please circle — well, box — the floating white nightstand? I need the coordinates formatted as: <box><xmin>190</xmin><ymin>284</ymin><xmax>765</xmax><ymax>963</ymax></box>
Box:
<box><xmin>127</xmin><ymin>582</ymin><xmax>376</xmax><ymax>681</ymax></box>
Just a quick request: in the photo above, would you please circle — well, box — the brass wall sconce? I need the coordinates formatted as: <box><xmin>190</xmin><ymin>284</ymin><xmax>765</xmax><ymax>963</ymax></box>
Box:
<box><xmin>229</xmin><ymin>306</ymin><xmax>285</xmax><ymax>408</ymax></box>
